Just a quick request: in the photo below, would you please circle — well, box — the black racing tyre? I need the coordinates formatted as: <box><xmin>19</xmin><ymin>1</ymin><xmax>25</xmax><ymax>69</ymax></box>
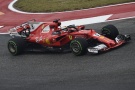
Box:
<box><xmin>70</xmin><ymin>38</ymin><xmax>88</xmax><ymax>56</ymax></box>
<box><xmin>8</xmin><ymin>37</ymin><xmax>26</xmax><ymax>56</ymax></box>
<box><xmin>101</xmin><ymin>24</ymin><xmax>119</xmax><ymax>40</ymax></box>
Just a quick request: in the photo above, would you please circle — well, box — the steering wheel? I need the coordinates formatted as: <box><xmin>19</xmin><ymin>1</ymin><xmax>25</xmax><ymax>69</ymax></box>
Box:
<box><xmin>67</xmin><ymin>25</ymin><xmax>78</xmax><ymax>32</ymax></box>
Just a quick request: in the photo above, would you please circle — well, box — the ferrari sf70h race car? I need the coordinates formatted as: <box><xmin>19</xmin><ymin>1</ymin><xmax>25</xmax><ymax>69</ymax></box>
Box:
<box><xmin>8</xmin><ymin>19</ymin><xmax>131</xmax><ymax>56</ymax></box>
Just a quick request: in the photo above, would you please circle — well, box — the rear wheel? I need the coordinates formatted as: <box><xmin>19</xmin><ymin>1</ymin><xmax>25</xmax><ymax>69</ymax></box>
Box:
<box><xmin>70</xmin><ymin>38</ymin><xmax>88</xmax><ymax>56</ymax></box>
<box><xmin>8</xmin><ymin>37</ymin><xmax>26</xmax><ymax>55</ymax></box>
<box><xmin>101</xmin><ymin>24</ymin><xmax>119</xmax><ymax>40</ymax></box>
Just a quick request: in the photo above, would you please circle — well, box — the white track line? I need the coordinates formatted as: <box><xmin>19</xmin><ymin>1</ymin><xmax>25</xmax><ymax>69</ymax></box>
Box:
<box><xmin>61</xmin><ymin>14</ymin><xmax>112</xmax><ymax>26</ymax></box>
<box><xmin>107</xmin><ymin>16</ymin><xmax>135</xmax><ymax>22</ymax></box>
<box><xmin>0</xmin><ymin>26</ymin><xmax>4</xmax><ymax>29</ymax></box>
<box><xmin>0</xmin><ymin>32</ymin><xmax>8</xmax><ymax>35</ymax></box>
<box><xmin>0</xmin><ymin>14</ymin><xmax>112</xmax><ymax>34</ymax></box>
<box><xmin>1</xmin><ymin>15</ymin><xmax>135</xmax><ymax>35</ymax></box>
<box><xmin>8</xmin><ymin>0</ymin><xmax>135</xmax><ymax>14</ymax></box>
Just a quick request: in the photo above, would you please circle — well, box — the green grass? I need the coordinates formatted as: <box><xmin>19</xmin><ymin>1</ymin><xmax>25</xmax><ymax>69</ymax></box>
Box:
<box><xmin>14</xmin><ymin>0</ymin><xmax>135</xmax><ymax>12</ymax></box>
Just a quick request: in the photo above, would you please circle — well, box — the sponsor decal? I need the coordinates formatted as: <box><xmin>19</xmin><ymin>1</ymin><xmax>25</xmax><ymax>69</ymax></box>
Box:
<box><xmin>94</xmin><ymin>33</ymin><xmax>101</xmax><ymax>37</ymax></box>
<box><xmin>45</xmin><ymin>38</ymin><xmax>51</xmax><ymax>44</ymax></box>
<box><xmin>35</xmin><ymin>36</ymin><xmax>43</xmax><ymax>43</ymax></box>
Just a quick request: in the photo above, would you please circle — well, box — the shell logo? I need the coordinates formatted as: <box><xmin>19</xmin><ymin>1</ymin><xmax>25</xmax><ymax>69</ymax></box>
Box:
<box><xmin>45</xmin><ymin>38</ymin><xmax>51</xmax><ymax>44</ymax></box>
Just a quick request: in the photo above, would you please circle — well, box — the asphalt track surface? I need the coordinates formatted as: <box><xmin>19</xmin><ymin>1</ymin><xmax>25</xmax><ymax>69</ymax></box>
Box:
<box><xmin>0</xmin><ymin>18</ymin><xmax>135</xmax><ymax>90</ymax></box>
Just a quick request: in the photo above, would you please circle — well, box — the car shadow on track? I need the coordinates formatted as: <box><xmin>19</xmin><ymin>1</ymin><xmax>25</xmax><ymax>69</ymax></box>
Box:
<box><xmin>22</xmin><ymin>50</ymin><xmax>72</xmax><ymax>56</ymax></box>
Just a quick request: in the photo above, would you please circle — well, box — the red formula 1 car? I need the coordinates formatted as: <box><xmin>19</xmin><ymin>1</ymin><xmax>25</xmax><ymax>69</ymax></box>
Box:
<box><xmin>8</xmin><ymin>19</ymin><xmax>131</xmax><ymax>56</ymax></box>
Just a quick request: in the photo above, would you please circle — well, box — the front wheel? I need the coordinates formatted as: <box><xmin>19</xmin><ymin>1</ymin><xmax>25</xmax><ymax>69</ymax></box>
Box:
<box><xmin>70</xmin><ymin>38</ymin><xmax>88</xmax><ymax>56</ymax></box>
<box><xmin>8</xmin><ymin>37</ymin><xmax>26</xmax><ymax>55</ymax></box>
<box><xmin>101</xmin><ymin>24</ymin><xmax>119</xmax><ymax>40</ymax></box>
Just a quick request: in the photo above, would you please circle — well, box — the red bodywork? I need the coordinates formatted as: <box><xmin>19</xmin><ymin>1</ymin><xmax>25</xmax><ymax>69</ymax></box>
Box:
<box><xmin>10</xmin><ymin>20</ymin><xmax>124</xmax><ymax>50</ymax></box>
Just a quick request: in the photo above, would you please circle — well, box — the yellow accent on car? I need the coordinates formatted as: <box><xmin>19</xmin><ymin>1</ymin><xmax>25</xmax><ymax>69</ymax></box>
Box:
<box><xmin>46</xmin><ymin>38</ymin><xmax>51</xmax><ymax>44</ymax></box>
<box><xmin>100</xmin><ymin>36</ymin><xmax>105</xmax><ymax>39</ymax></box>
<box><xmin>69</xmin><ymin>35</ymin><xmax>72</xmax><ymax>40</ymax></box>
<box><xmin>42</xmin><ymin>24</ymin><xmax>45</xmax><ymax>29</ymax></box>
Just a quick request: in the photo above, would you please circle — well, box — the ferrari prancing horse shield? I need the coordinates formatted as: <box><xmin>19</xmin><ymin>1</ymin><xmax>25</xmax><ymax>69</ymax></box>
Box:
<box><xmin>69</xmin><ymin>35</ymin><xmax>72</xmax><ymax>40</ymax></box>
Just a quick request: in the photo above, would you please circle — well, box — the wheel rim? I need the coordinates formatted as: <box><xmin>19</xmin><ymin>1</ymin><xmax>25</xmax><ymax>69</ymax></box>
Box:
<box><xmin>71</xmin><ymin>42</ymin><xmax>81</xmax><ymax>53</ymax></box>
<box><xmin>8</xmin><ymin>42</ymin><xmax>16</xmax><ymax>54</ymax></box>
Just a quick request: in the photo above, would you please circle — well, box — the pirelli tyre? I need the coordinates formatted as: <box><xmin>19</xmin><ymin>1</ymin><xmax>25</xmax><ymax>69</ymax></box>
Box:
<box><xmin>101</xmin><ymin>24</ymin><xmax>119</xmax><ymax>40</ymax></box>
<box><xmin>8</xmin><ymin>37</ymin><xmax>26</xmax><ymax>55</ymax></box>
<box><xmin>70</xmin><ymin>38</ymin><xmax>88</xmax><ymax>56</ymax></box>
